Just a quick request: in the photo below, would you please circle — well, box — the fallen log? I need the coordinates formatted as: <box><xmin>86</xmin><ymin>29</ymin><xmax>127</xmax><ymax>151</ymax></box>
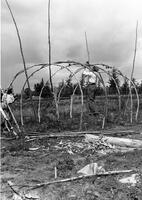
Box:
<box><xmin>26</xmin><ymin>129</ymin><xmax>140</xmax><ymax>136</ymax></box>
<box><xmin>2</xmin><ymin>130</ymin><xmax>140</xmax><ymax>142</ymax></box>
<box><xmin>85</xmin><ymin>134</ymin><xmax>142</xmax><ymax>148</ymax></box>
<box><xmin>30</xmin><ymin>169</ymin><xmax>135</xmax><ymax>190</ymax></box>
<box><xmin>29</xmin><ymin>134</ymin><xmax>84</xmax><ymax>138</ymax></box>
<box><xmin>25</xmin><ymin>129</ymin><xmax>140</xmax><ymax>138</ymax></box>
<box><xmin>0</xmin><ymin>137</ymin><xmax>16</xmax><ymax>141</ymax></box>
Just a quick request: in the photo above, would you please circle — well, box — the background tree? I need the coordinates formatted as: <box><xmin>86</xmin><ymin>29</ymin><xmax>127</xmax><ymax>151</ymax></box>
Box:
<box><xmin>94</xmin><ymin>80</ymin><xmax>104</xmax><ymax>96</ymax></box>
<box><xmin>41</xmin><ymin>81</ymin><xmax>52</xmax><ymax>98</ymax></box>
<box><xmin>121</xmin><ymin>77</ymin><xmax>129</xmax><ymax>95</ymax></box>
<box><xmin>57</xmin><ymin>77</ymin><xmax>74</xmax><ymax>97</ymax></box>
<box><xmin>33</xmin><ymin>78</ymin><xmax>52</xmax><ymax>98</ymax></box>
<box><xmin>131</xmin><ymin>78</ymin><xmax>138</xmax><ymax>94</ymax></box>
<box><xmin>34</xmin><ymin>78</ymin><xmax>44</xmax><ymax>96</ymax></box>
<box><xmin>63</xmin><ymin>77</ymin><xmax>74</xmax><ymax>97</ymax></box>
<box><xmin>138</xmin><ymin>81</ymin><xmax>142</xmax><ymax>94</ymax></box>
<box><xmin>24</xmin><ymin>88</ymin><xmax>32</xmax><ymax>99</ymax></box>
<box><xmin>57</xmin><ymin>80</ymin><xmax>64</xmax><ymax>96</ymax></box>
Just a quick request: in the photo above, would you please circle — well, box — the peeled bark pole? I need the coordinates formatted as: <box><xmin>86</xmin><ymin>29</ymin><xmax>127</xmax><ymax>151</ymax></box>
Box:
<box><xmin>85</xmin><ymin>134</ymin><xmax>142</xmax><ymax>148</ymax></box>
<box><xmin>5</xmin><ymin>0</ymin><xmax>37</xmax><ymax>121</ymax></box>
<box><xmin>30</xmin><ymin>169</ymin><xmax>134</xmax><ymax>190</ymax></box>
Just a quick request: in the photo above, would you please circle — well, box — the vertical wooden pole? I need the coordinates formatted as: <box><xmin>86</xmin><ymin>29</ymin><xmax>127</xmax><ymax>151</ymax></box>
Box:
<box><xmin>130</xmin><ymin>21</ymin><xmax>138</xmax><ymax>123</ymax></box>
<box><xmin>85</xmin><ymin>32</ymin><xmax>90</xmax><ymax>63</ymax></box>
<box><xmin>48</xmin><ymin>0</ymin><xmax>53</xmax><ymax>92</ymax></box>
<box><xmin>5</xmin><ymin>0</ymin><xmax>37</xmax><ymax>121</ymax></box>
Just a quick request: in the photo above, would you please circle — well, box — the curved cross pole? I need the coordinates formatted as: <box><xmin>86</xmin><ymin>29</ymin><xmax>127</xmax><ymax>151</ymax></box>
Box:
<box><xmin>8</xmin><ymin>61</ymin><xmax>114</xmax><ymax>89</ymax></box>
<box><xmin>8</xmin><ymin>64</ymin><xmax>46</xmax><ymax>89</ymax></box>
<box><xmin>17</xmin><ymin>62</ymin><xmax>111</xmax><ymax>127</ymax></box>
<box><xmin>116</xmin><ymin>71</ymin><xmax>139</xmax><ymax>122</ymax></box>
<box><xmin>38</xmin><ymin>67</ymin><xmax>64</xmax><ymax>123</ymax></box>
<box><xmin>70</xmin><ymin>84</ymin><xmax>79</xmax><ymax>119</ymax></box>
<box><xmin>55</xmin><ymin>64</ymin><xmax>108</xmax><ymax>127</ymax></box>
<box><xmin>96</xmin><ymin>64</ymin><xmax>139</xmax><ymax>122</ymax></box>
<box><xmin>95</xmin><ymin>66</ymin><xmax>121</xmax><ymax>111</ymax></box>
<box><xmin>38</xmin><ymin>64</ymin><xmax>80</xmax><ymax>122</ymax></box>
<box><xmin>19</xmin><ymin>62</ymin><xmax>107</xmax><ymax>129</ymax></box>
<box><xmin>36</xmin><ymin>64</ymin><xmax>84</xmax><ymax>129</ymax></box>
<box><xmin>20</xmin><ymin>64</ymin><xmax>48</xmax><ymax>125</ymax></box>
<box><xmin>55</xmin><ymin>64</ymin><xmax>106</xmax><ymax>128</ymax></box>
<box><xmin>92</xmin><ymin>63</ymin><xmax>139</xmax><ymax>122</ymax></box>
<box><xmin>20</xmin><ymin>64</ymin><xmax>67</xmax><ymax>124</ymax></box>
<box><xmin>20</xmin><ymin>66</ymin><xmax>62</xmax><ymax>124</ymax></box>
<box><xmin>10</xmin><ymin>60</ymin><xmax>139</xmax><ymax>128</ymax></box>
<box><xmin>64</xmin><ymin>66</ymin><xmax>84</xmax><ymax>130</ymax></box>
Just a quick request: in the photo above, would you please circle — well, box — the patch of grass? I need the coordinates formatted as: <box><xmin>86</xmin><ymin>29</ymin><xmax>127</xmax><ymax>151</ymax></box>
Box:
<box><xmin>10</xmin><ymin>95</ymin><xmax>142</xmax><ymax>133</ymax></box>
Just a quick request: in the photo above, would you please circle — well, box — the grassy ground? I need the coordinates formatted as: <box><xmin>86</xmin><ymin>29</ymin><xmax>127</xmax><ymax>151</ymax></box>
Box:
<box><xmin>8</xmin><ymin>95</ymin><xmax>142</xmax><ymax>132</ymax></box>
<box><xmin>1</xmin><ymin>96</ymin><xmax>142</xmax><ymax>200</ymax></box>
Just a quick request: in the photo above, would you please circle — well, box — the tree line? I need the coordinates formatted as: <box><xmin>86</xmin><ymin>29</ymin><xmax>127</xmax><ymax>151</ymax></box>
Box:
<box><xmin>23</xmin><ymin>69</ymin><xmax>142</xmax><ymax>99</ymax></box>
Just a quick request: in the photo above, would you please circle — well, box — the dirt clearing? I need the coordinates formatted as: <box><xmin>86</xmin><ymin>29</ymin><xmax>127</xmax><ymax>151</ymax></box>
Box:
<box><xmin>1</xmin><ymin>125</ymin><xmax>142</xmax><ymax>200</ymax></box>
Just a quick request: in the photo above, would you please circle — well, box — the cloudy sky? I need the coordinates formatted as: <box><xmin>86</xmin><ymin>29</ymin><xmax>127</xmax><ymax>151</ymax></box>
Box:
<box><xmin>1</xmin><ymin>0</ymin><xmax>142</xmax><ymax>92</ymax></box>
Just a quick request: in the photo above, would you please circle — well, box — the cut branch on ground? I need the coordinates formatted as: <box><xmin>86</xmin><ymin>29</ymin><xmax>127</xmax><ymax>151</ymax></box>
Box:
<box><xmin>29</xmin><ymin>169</ymin><xmax>135</xmax><ymax>190</ymax></box>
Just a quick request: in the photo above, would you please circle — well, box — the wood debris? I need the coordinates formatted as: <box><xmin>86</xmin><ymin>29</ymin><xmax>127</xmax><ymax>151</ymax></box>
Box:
<box><xmin>85</xmin><ymin>134</ymin><xmax>142</xmax><ymax>148</ymax></box>
<box><xmin>30</xmin><ymin>169</ymin><xmax>135</xmax><ymax>190</ymax></box>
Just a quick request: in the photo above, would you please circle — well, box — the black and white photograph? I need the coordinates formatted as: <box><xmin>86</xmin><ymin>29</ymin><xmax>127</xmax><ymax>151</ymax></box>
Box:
<box><xmin>1</xmin><ymin>0</ymin><xmax>142</xmax><ymax>199</ymax></box>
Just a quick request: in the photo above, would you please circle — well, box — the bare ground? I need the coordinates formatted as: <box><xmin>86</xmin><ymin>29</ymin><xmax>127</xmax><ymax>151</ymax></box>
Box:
<box><xmin>1</xmin><ymin>125</ymin><xmax>142</xmax><ymax>200</ymax></box>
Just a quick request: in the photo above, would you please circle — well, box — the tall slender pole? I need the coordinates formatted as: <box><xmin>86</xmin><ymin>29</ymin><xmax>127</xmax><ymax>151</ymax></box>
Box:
<box><xmin>5</xmin><ymin>0</ymin><xmax>37</xmax><ymax>120</ymax></box>
<box><xmin>130</xmin><ymin>21</ymin><xmax>138</xmax><ymax>123</ymax></box>
<box><xmin>131</xmin><ymin>21</ymin><xmax>138</xmax><ymax>82</ymax></box>
<box><xmin>85</xmin><ymin>32</ymin><xmax>90</xmax><ymax>63</ymax></box>
<box><xmin>48</xmin><ymin>0</ymin><xmax>53</xmax><ymax>92</ymax></box>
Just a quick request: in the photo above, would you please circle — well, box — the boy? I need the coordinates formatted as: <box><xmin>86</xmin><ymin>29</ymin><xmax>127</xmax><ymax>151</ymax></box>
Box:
<box><xmin>1</xmin><ymin>88</ymin><xmax>18</xmax><ymax>138</ymax></box>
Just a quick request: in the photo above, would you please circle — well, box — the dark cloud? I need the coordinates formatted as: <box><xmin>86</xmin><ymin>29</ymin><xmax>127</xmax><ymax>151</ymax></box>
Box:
<box><xmin>91</xmin><ymin>34</ymin><xmax>134</xmax><ymax>64</ymax></box>
<box><xmin>66</xmin><ymin>44</ymin><xmax>82</xmax><ymax>59</ymax></box>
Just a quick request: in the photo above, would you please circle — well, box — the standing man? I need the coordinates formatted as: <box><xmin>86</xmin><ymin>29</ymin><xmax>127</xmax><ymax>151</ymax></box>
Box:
<box><xmin>83</xmin><ymin>66</ymin><xmax>97</xmax><ymax>114</ymax></box>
